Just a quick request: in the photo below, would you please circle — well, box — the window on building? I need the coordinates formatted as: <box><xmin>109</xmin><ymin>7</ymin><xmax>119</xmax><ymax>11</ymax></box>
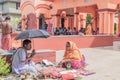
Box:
<box><xmin>84</xmin><ymin>0</ymin><xmax>93</xmax><ymax>2</ymax></box>
<box><xmin>63</xmin><ymin>0</ymin><xmax>66</xmax><ymax>6</ymax></box>
<box><xmin>16</xmin><ymin>2</ymin><xmax>20</xmax><ymax>9</ymax></box>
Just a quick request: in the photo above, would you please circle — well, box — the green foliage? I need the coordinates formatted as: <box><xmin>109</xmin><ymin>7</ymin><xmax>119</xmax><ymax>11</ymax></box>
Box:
<box><xmin>86</xmin><ymin>14</ymin><xmax>92</xmax><ymax>25</ymax></box>
<box><xmin>114</xmin><ymin>23</ymin><xmax>117</xmax><ymax>35</ymax></box>
<box><xmin>0</xmin><ymin>56</ymin><xmax>10</xmax><ymax>75</ymax></box>
<box><xmin>11</xmin><ymin>17</ymin><xmax>20</xmax><ymax>30</ymax></box>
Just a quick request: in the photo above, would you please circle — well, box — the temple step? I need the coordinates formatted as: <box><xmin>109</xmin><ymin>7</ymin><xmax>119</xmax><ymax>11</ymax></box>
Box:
<box><xmin>113</xmin><ymin>41</ymin><xmax>120</xmax><ymax>51</ymax></box>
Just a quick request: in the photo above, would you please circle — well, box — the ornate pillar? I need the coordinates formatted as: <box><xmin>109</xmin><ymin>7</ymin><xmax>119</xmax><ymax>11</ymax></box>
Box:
<box><xmin>36</xmin><ymin>12</ymin><xmax>40</xmax><ymax>29</ymax></box>
<box><xmin>51</xmin><ymin>15</ymin><xmax>56</xmax><ymax>28</ymax></box>
<box><xmin>36</xmin><ymin>17</ymin><xmax>39</xmax><ymax>29</ymax></box>
<box><xmin>74</xmin><ymin>7</ymin><xmax>79</xmax><ymax>31</ymax></box>
<box><xmin>104</xmin><ymin>11</ymin><xmax>114</xmax><ymax>34</ymax></box>
<box><xmin>98</xmin><ymin>9</ymin><xmax>116</xmax><ymax>34</ymax></box>
<box><xmin>79</xmin><ymin>13</ymin><xmax>86</xmax><ymax>29</ymax></box>
<box><xmin>104</xmin><ymin>11</ymin><xmax>109</xmax><ymax>33</ymax></box>
<box><xmin>107</xmin><ymin>12</ymin><xmax>111</xmax><ymax>33</ymax></box>
<box><xmin>65</xmin><ymin>17</ymin><xmax>68</xmax><ymax>29</ymax></box>
<box><xmin>98</xmin><ymin>12</ymin><xmax>104</xmax><ymax>34</ymax></box>
<box><xmin>109</xmin><ymin>12</ymin><xmax>114</xmax><ymax>34</ymax></box>
<box><xmin>74</xmin><ymin>12</ymin><xmax>79</xmax><ymax>30</ymax></box>
<box><xmin>118</xmin><ymin>12</ymin><xmax>120</xmax><ymax>33</ymax></box>
<box><xmin>22</xmin><ymin>15</ymin><xmax>26</xmax><ymax>30</ymax></box>
<box><xmin>51</xmin><ymin>14</ymin><xmax>60</xmax><ymax>28</ymax></box>
<box><xmin>74</xmin><ymin>8</ymin><xmax>76</xmax><ymax>29</ymax></box>
<box><xmin>92</xmin><ymin>13</ymin><xmax>98</xmax><ymax>32</ymax></box>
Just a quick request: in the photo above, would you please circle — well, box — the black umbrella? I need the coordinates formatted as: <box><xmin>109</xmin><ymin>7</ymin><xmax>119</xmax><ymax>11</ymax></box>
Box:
<box><xmin>15</xmin><ymin>29</ymin><xmax>50</xmax><ymax>49</ymax></box>
<box><xmin>15</xmin><ymin>29</ymin><xmax>50</xmax><ymax>40</ymax></box>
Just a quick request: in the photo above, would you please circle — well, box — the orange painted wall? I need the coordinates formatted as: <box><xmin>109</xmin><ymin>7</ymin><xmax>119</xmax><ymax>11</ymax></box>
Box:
<box><xmin>12</xmin><ymin>33</ymin><xmax>113</xmax><ymax>50</ymax></box>
<box><xmin>33</xmin><ymin>35</ymin><xmax>113</xmax><ymax>50</ymax></box>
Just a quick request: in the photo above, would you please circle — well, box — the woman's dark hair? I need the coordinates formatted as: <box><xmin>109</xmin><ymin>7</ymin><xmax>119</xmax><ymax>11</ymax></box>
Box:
<box><xmin>23</xmin><ymin>39</ymin><xmax>31</xmax><ymax>47</ymax></box>
<box><xmin>5</xmin><ymin>16</ymin><xmax>11</xmax><ymax>21</ymax></box>
<box><xmin>66</xmin><ymin>42</ymin><xmax>70</xmax><ymax>44</ymax></box>
<box><xmin>66</xmin><ymin>42</ymin><xmax>70</xmax><ymax>46</ymax></box>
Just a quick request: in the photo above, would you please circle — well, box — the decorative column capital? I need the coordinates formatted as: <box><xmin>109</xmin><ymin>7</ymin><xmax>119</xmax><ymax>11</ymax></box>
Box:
<box><xmin>97</xmin><ymin>8</ymin><xmax>117</xmax><ymax>12</ymax></box>
<box><xmin>74</xmin><ymin>12</ymin><xmax>79</xmax><ymax>15</ymax></box>
<box><xmin>51</xmin><ymin>14</ymin><xmax>60</xmax><ymax>16</ymax></box>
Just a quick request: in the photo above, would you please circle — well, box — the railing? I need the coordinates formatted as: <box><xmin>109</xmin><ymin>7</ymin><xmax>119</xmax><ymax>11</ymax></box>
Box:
<box><xmin>0</xmin><ymin>0</ymin><xmax>20</xmax><ymax>3</ymax></box>
<box><xmin>2</xmin><ymin>8</ymin><xmax>21</xmax><ymax>14</ymax></box>
<box><xmin>84</xmin><ymin>0</ymin><xmax>93</xmax><ymax>2</ymax></box>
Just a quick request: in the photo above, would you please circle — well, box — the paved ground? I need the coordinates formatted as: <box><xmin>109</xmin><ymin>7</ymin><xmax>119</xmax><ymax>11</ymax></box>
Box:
<box><xmin>56</xmin><ymin>46</ymin><xmax>120</xmax><ymax>80</ymax></box>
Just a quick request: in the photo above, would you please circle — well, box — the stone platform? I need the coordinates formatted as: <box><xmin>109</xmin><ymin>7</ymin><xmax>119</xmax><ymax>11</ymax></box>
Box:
<box><xmin>0</xmin><ymin>49</ymin><xmax>56</xmax><ymax>64</ymax></box>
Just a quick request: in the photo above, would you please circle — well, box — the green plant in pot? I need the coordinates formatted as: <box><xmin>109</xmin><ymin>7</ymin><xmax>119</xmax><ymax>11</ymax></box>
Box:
<box><xmin>86</xmin><ymin>14</ymin><xmax>92</xmax><ymax>25</ymax></box>
<box><xmin>85</xmin><ymin>14</ymin><xmax>93</xmax><ymax>35</ymax></box>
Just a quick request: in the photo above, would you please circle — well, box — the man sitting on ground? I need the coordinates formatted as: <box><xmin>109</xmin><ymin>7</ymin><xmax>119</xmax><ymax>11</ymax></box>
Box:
<box><xmin>12</xmin><ymin>39</ymin><xmax>38</xmax><ymax>76</ymax></box>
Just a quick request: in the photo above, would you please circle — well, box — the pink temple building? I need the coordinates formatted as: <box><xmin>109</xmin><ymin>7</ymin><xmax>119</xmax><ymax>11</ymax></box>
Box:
<box><xmin>11</xmin><ymin>0</ymin><xmax>120</xmax><ymax>50</ymax></box>
<box><xmin>20</xmin><ymin>0</ymin><xmax>120</xmax><ymax>35</ymax></box>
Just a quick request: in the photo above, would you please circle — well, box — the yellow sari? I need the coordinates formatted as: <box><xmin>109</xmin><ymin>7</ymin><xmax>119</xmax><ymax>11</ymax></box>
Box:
<box><xmin>86</xmin><ymin>24</ymin><xmax>92</xmax><ymax>35</ymax></box>
<box><xmin>63</xmin><ymin>41</ymin><xmax>86</xmax><ymax>68</ymax></box>
<box><xmin>63</xmin><ymin>41</ymin><xmax>83</xmax><ymax>61</ymax></box>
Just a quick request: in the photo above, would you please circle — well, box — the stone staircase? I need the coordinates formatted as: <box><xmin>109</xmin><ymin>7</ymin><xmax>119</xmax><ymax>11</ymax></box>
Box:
<box><xmin>113</xmin><ymin>36</ymin><xmax>120</xmax><ymax>41</ymax></box>
<box><xmin>113</xmin><ymin>41</ymin><xmax>120</xmax><ymax>51</ymax></box>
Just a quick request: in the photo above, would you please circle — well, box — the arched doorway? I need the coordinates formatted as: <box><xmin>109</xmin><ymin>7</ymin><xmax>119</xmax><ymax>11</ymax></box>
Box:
<box><xmin>61</xmin><ymin>17</ymin><xmax>65</xmax><ymax>28</ymax></box>
<box><xmin>39</xmin><ymin>14</ymin><xmax>45</xmax><ymax>29</ymax></box>
<box><xmin>27</xmin><ymin>13</ymin><xmax>37</xmax><ymax>29</ymax></box>
<box><xmin>60</xmin><ymin>9</ymin><xmax>74</xmax><ymax>29</ymax></box>
<box><xmin>61</xmin><ymin>11</ymin><xmax>66</xmax><ymax>28</ymax></box>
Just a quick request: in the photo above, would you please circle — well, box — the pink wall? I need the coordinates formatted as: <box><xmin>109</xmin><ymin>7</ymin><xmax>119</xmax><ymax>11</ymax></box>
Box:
<box><xmin>33</xmin><ymin>35</ymin><xmax>113</xmax><ymax>50</ymax></box>
<box><xmin>52</xmin><ymin>0</ymin><xmax>117</xmax><ymax>13</ymax></box>
<box><xmin>20</xmin><ymin>0</ymin><xmax>120</xmax><ymax>35</ymax></box>
<box><xmin>12</xmin><ymin>32</ymin><xmax>113</xmax><ymax>50</ymax></box>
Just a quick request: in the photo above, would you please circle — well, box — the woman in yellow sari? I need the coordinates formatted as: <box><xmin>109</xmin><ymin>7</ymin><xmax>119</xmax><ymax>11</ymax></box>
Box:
<box><xmin>86</xmin><ymin>24</ymin><xmax>92</xmax><ymax>35</ymax></box>
<box><xmin>59</xmin><ymin>41</ymin><xmax>86</xmax><ymax>69</ymax></box>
